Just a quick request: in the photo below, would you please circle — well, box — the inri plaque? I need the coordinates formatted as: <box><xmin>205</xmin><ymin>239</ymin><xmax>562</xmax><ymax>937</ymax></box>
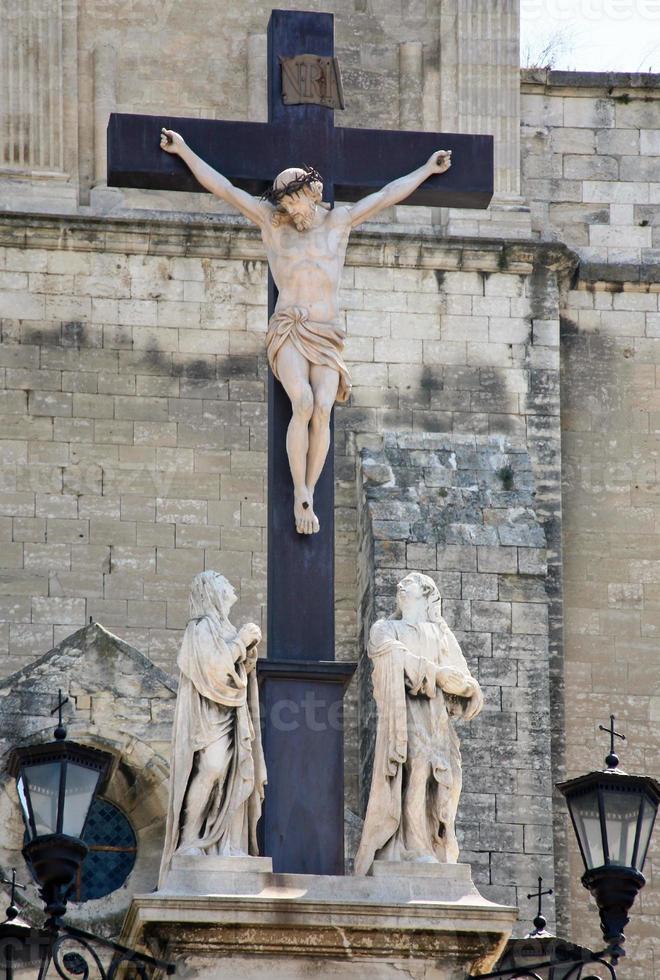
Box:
<box><xmin>280</xmin><ymin>54</ymin><xmax>345</xmax><ymax>109</ymax></box>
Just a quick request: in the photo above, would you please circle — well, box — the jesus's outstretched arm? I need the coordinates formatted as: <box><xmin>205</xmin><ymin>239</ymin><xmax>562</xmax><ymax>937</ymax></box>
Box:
<box><xmin>343</xmin><ymin>150</ymin><xmax>451</xmax><ymax>229</ymax></box>
<box><xmin>160</xmin><ymin>128</ymin><xmax>270</xmax><ymax>228</ymax></box>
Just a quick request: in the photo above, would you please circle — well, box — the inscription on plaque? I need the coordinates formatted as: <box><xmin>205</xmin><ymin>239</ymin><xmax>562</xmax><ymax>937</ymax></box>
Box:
<box><xmin>280</xmin><ymin>54</ymin><xmax>345</xmax><ymax>110</ymax></box>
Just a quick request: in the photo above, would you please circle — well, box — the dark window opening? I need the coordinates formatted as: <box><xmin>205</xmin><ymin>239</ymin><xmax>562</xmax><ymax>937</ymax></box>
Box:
<box><xmin>74</xmin><ymin>798</ymin><xmax>137</xmax><ymax>902</ymax></box>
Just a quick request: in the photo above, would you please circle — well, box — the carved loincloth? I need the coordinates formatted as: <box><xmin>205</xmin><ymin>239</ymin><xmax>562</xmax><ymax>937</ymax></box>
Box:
<box><xmin>266</xmin><ymin>306</ymin><xmax>351</xmax><ymax>404</ymax></box>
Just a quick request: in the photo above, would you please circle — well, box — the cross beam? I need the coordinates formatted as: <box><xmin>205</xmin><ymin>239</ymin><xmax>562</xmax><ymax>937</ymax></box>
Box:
<box><xmin>108</xmin><ymin>115</ymin><xmax>493</xmax><ymax>210</ymax></box>
<box><xmin>107</xmin><ymin>8</ymin><xmax>493</xmax><ymax>876</ymax></box>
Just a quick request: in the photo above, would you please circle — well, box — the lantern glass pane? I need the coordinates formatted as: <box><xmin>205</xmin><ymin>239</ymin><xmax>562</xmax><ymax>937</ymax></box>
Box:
<box><xmin>62</xmin><ymin>763</ymin><xmax>99</xmax><ymax>838</ymax></box>
<box><xmin>634</xmin><ymin>795</ymin><xmax>658</xmax><ymax>872</ymax></box>
<box><xmin>602</xmin><ymin>789</ymin><xmax>641</xmax><ymax>866</ymax></box>
<box><xmin>570</xmin><ymin>790</ymin><xmax>604</xmax><ymax>869</ymax></box>
<box><xmin>16</xmin><ymin>775</ymin><xmax>31</xmax><ymax>832</ymax></box>
<box><xmin>24</xmin><ymin>762</ymin><xmax>61</xmax><ymax>835</ymax></box>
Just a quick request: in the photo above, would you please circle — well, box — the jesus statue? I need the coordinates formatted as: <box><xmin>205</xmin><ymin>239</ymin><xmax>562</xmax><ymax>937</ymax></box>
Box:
<box><xmin>160</xmin><ymin>128</ymin><xmax>451</xmax><ymax>534</ymax></box>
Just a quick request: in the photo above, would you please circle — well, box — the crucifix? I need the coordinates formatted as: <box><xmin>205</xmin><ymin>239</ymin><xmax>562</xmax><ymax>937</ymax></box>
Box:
<box><xmin>526</xmin><ymin>875</ymin><xmax>553</xmax><ymax>936</ymax></box>
<box><xmin>2</xmin><ymin>868</ymin><xmax>26</xmax><ymax>921</ymax></box>
<box><xmin>600</xmin><ymin>714</ymin><xmax>626</xmax><ymax>770</ymax></box>
<box><xmin>51</xmin><ymin>688</ymin><xmax>69</xmax><ymax>741</ymax></box>
<box><xmin>108</xmin><ymin>9</ymin><xmax>493</xmax><ymax>875</ymax></box>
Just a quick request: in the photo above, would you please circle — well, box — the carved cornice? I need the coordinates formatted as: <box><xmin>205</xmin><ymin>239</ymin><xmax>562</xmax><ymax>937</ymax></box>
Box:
<box><xmin>121</xmin><ymin>893</ymin><xmax>515</xmax><ymax>970</ymax></box>
<box><xmin>0</xmin><ymin>210</ymin><xmax>579</xmax><ymax>278</ymax></box>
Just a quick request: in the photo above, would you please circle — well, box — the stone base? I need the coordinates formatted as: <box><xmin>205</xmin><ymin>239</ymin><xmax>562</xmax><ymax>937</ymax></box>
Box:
<box><xmin>121</xmin><ymin>859</ymin><xmax>517</xmax><ymax>979</ymax></box>
<box><xmin>162</xmin><ymin>854</ymin><xmax>273</xmax><ymax>894</ymax></box>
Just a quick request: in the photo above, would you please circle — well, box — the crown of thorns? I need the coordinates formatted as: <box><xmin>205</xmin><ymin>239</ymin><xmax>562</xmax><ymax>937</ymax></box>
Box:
<box><xmin>261</xmin><ymin>165</ymin><xmax>323</xmax><ymax>205</ymax></box>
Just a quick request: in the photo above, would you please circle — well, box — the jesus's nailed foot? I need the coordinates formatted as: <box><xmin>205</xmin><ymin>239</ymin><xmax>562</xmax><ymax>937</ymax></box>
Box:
<box><xmin>294</xmin><ymin>489</ymin><xmax>320</xmax><ymax>535</ymax></box>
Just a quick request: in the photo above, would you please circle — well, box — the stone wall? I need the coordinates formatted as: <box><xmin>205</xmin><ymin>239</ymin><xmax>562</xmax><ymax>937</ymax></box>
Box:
<box><xmin>559</xmin><ymin>276</ymin><xmax>660</xmax><ymax>976</ymax></box>
<box><xmin>0</xmin><ymin>211</ymin><xmax>574</xmax><ymax>871</ymax></box>
<box><xmin>520</xmin><ymin>71</ymin><xmax>660</xmax><ymax>976</ymax></box>
<box><xmin>522</xmin><ymin>70</ymin><xmax>660</xmax><ymax>271</ymax></box>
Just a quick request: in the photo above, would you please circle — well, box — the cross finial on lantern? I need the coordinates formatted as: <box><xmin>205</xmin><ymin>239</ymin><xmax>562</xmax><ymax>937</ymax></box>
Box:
<box><xmin>599</xmin><ymin>714</ymin><xmax>625</xmax><ymax>770</ymax></box>
<box><xmin>1</xmin><ymin>867</ymin><xmax>26</xmax><ymax>922</ymax></box>
<box><xmin>51</xmin><ymin>688</ymin><xmax>69</xmax><ymax>741</ymax></box>
<box><xmin>526</xmin><ymin>875</ymin><xmax>553</xmax><ymax>935</ymax></box>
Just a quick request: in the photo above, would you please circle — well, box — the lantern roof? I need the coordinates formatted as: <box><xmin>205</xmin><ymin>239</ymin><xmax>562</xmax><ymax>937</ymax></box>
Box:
<box><xmin>557</xmin><ymin>767</ymin><xmax>660</xmax><ymax>801</ymax></box>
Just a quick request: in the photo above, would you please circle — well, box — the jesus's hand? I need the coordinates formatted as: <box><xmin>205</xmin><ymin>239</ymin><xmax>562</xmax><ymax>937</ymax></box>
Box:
<box><xmin>427</xmin><ymin>150</ymin><xmax>452</xmax><ymax>175</ymax></box>
<box><xmin>160</xmin><ymin>128</ymin><xmax>186</xmax><ymax>155</ymax></box>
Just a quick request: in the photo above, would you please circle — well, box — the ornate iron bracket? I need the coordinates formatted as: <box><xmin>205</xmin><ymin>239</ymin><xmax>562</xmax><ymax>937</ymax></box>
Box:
<box><xmin>467</xmin><ymin>950</ymin><xmax>617</xmax><ymax>980</ymax></box>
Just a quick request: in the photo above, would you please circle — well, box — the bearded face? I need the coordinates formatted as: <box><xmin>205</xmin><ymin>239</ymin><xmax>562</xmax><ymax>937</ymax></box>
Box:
<box><xmin>280</xmin><ymin>186</ymin><xmax>318</xmax><ymax>231</ymax></box>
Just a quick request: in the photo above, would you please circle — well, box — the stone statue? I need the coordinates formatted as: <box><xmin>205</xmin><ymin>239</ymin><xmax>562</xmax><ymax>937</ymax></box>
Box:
<box><xmin>354</xmin><ymin>572</ymin><xmax>483</xmax><ymax>876</ymax></box>
<box><xmin>159</xmin><ymin>571</ymin><xmax>266</xmax><ymax>884</ymax></box>
<box><xmin>160</xmin><ymin>128</ymin><xmax>451</xmax><ymax>535</ymax></box>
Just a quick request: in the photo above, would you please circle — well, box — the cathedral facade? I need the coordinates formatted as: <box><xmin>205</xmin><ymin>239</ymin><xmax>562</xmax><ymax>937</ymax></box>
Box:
<box><xmin>0</xmin><ymin>1</ymin><xmax>659</xmax><ymax>976</ymax></box>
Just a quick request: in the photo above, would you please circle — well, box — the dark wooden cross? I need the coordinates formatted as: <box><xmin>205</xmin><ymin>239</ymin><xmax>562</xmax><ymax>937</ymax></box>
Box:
<box><xmin>108</xmin><ymin>9</ymin><xmax>493</xmax><ymax>875</ymax></box>
<box><xmin>600</xmin><ymin>713</ymin><xmax>626</xmax><ymax>769</ymax></box>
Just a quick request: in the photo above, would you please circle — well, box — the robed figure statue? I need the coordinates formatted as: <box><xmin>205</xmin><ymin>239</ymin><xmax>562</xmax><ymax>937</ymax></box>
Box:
<box><xmin>355</xmin><ymin>572</ymin><xmax>483</xmax><ymax>876</ymax></box>
<box><xmin>159</xmin><ymin>571</ymin><xmax>266</xmax><ymax>885</ymax></box>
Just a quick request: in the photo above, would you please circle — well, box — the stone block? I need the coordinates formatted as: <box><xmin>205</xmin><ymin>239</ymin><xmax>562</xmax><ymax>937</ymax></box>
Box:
<box><xmin>550</xmin><ymin>126</ymin><xmax>596</xmax><ymax>154</ymax></box>
<box><xmin>532</xmin><ymin>319</ymin><xmax>559</xmax><ymax>346</ymax></box>
<box><xmin>563</xmin><ymin>96</ymin><xmax>614</xmax><ymax>129</ymax></box>
<box><xmin>115</xmin><ymin>396</ymin><xmax>169</xmax><ymax>421</ymax></box>
<box><xmin>31</xmin><ymin>596</ymin><xmax>86</xmax><ymax>624</ymax></box>
<box><xmin>1</xmin><ymin>292</ymin><xmax>45</xmax><ymax>319</ymax></box>
<box><xmin>563</xmin><ymin>154</ymin><xmax>618</xmax><ymax>180</ymax></box>
<box><xmin>616</xmin><ymin>100</ymin><xmax>660</xmax><ymax>129</ymax></box>
<box><xmin>442</xmin><ymin>315</ymin><xmax>488</xmax><ymax>343</ymax></box>
<box><xmin>640</xmin><ymin>129</ymin><xmax>660</xmax><ymax>155</ymax></box>
<box><xmin>155</xmin><ymin>548</ymin><xmax>205</xmax><ymax>578</ymax></box>
<box><xmin>488</xmin><ymin>317</ymin><xmax>530</xmax><ymax>345</ymax></box>
<box><xmin>472</xmin><ymin>600</ymin><xmax>512</xmax><ymax>633</ymax></box>
<box><xmin>461</xmin><ymin>572</ymin><xmax>498</xmax><ymax>600</ymax></box>
<box><xmin>512</xmin><ymin>602</ymin><xmax>549</xmax><ymax>635</ymax></box>
<box><xmin>583</xmin><ymin>180</ymin><xmax>649</xmax><ymax>204</ymax></box>
<box><xmin>89</xmin><ymin>519</ymin><xmax>136</xmax><ymax>546</ymax></box>
<box><xmin>72</xmin><ymin>393</ymin><xmax>114</xmax><ymax>419</ymax></box>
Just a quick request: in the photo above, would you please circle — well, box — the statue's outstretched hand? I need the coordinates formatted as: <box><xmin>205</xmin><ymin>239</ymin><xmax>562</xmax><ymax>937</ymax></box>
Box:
<box><xmin>239</xmin><ymin>622</ymin><xmax>262</xmax><ymax>651</ymax></box>
<box><xmin>435</xmin><ymin>664</ymin><xmax>471</xmax><ymax>695</ymax></box>
<box><xmin>427</xmin><ymin>150</ymin><xmax>452</xmax><ymax>175</ymax></box>
<box><xmin>160</xmin><ymin>128</ymin><xmax>185</xmax><ymax>155</ymax></box>
<box><xmin>462</xmin><ymin>685</ymin><xmax>484</xmax><ymax>721</ymax></box>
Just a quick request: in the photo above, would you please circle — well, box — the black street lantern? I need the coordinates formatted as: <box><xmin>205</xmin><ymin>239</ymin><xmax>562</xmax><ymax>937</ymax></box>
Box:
<box><xmin>494</xmin><ymin>877</ymin><xmax>596</xmax><ymax>980</ymax></box>
<box><xmin>3</xmin><ymin>692</ymin><xmax>175</xmax><ymax>977</ymax></box>
<box><xmin>557</xmin><ymin>716</ymin><xmax>660</xmax><ymax>964</ymax></box>
<box><xmin>7</xmin><ymin>692</ymin><xmax>112</xmax><ymax>925</ymax></box>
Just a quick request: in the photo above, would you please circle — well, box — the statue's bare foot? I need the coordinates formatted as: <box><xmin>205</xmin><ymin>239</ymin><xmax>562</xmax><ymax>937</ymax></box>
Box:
<box><xmin>294</xmin><ymin>488</ymin><xmax>319</xmax><ymax>535</ymax></box>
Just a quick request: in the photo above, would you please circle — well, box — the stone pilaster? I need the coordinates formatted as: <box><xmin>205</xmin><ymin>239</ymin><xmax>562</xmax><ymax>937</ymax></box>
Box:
<box><xmin>0</xmin><ymin>0</ymin><xmax>78</xmax><ymax>210</ymax></box>
<box><xmin>398</xmin><ymin>41</ymin><xmax>423</xmax><ymax>130</ymax></box>
<box><xmin>438</xmin><ymin>0</ymin><xmax>531</xmax><ymax>238</ymax></box>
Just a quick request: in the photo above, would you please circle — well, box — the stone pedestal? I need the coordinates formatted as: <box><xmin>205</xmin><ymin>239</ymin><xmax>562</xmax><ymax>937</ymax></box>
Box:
<box><xmin>121</xmin><ymin>859</ymin><xmax>517</xmax><ymax>979</ymax></box>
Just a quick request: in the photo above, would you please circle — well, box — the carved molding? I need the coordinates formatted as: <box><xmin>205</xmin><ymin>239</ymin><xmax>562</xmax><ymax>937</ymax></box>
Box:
<box><xmin>0</xmin><ymin>211</ymin><xmax>579</xmax><ymax>278</ymax></box>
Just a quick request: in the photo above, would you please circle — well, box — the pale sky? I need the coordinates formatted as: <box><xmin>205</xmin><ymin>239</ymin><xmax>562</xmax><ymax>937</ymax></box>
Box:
<box><xmin>520</xmin><ymin>0</ymin><xmax>660</xmax><ymax>72</ymax></box>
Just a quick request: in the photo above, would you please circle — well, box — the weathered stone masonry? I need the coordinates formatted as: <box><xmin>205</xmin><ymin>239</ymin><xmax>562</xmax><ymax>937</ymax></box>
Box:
<box><xmin>0</xmin><ymin>210</ymin><xmax>575</xmax><ymax>929</ymax></box>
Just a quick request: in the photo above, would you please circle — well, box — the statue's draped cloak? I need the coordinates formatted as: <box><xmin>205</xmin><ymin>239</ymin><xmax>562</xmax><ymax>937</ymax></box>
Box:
<box><xmin>354</xmin><ymin>618</ymin><xmax>477</xmax><ymax>876</ymax></box>
<box><xmin>159</xmin><ymin>592</ymin><xmax>266</xmax><ymax>886</ymax></box>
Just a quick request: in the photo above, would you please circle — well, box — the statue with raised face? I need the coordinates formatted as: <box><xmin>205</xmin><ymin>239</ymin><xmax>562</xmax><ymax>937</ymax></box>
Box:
<box><xmin>160</xmin><ymin>128</ymin><xmax>451</xmax><ymax>535</ymax></box>
<box><xmin>354</xmin><ymin>572</ymin><xmax>483</xmax><ymax>876</ymax></box>
<box><xmin>159</xmin><ymin>571</ymin><xmax>266</xmax><ymax>884</ymax></box>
